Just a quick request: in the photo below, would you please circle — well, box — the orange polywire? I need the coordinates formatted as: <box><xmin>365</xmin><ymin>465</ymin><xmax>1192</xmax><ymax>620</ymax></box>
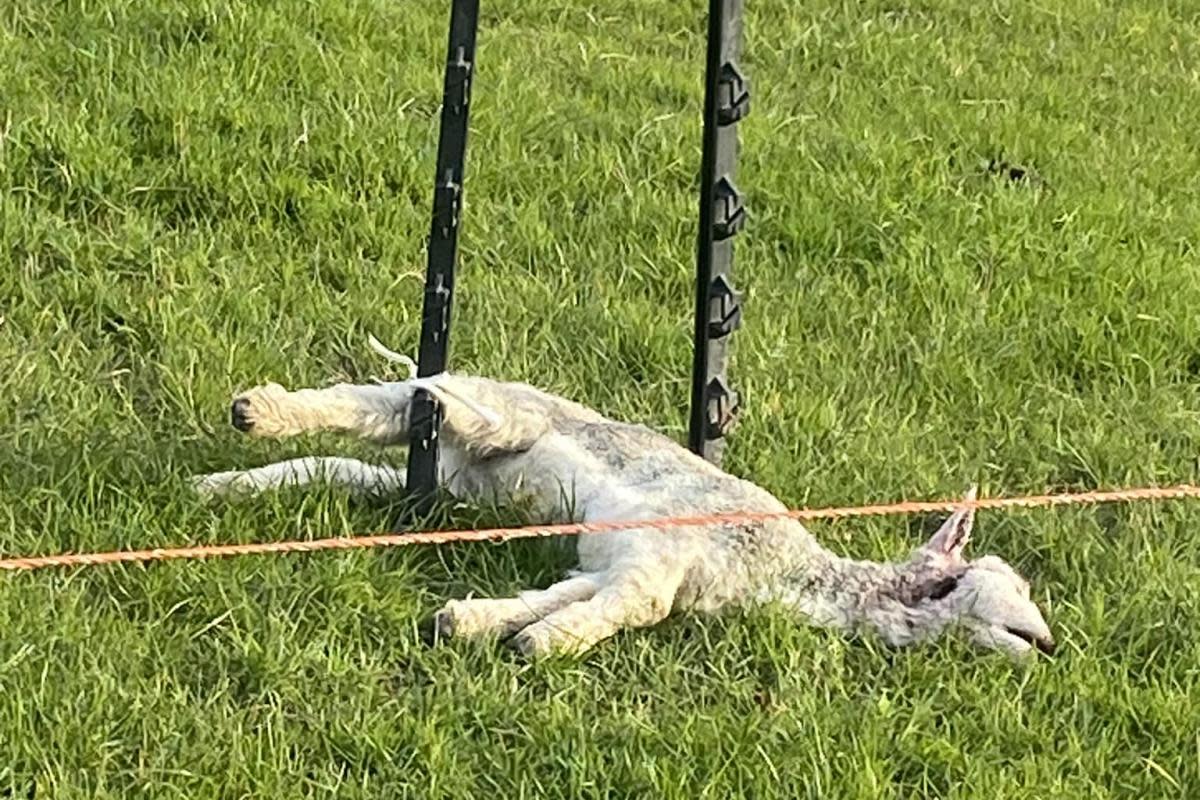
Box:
<box><xmin>3</xmin><ymin>483</ymin><xmax>1200</xmax><ymax>574</ymax></box>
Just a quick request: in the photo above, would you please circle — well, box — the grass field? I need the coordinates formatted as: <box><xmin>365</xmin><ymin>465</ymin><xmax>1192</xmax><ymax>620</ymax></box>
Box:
<box><xmin>3</xmin><ymin>0</ymin><xmax>1200</xmax><ymax>795</ymax></box>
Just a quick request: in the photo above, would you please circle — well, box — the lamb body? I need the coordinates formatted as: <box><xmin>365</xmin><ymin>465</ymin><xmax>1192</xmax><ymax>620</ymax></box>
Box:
<box><xmin>195</xmin><ymin>370</ymin><xmax>1054</xmax><ymax>659</ymax></box>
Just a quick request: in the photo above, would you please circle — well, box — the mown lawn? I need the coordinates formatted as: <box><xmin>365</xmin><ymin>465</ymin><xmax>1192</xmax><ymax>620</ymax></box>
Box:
<box><xmin>2</xmin><ymin>0</ymin><xmax>1199</xmax><ymax>796</ymax></box>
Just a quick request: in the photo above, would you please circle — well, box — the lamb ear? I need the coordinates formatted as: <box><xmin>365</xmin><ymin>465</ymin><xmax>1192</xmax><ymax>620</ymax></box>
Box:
<box><xmin>924</xmin><ymin>485</ymin><xmax>977</xmax><ymax>560</ymax></box>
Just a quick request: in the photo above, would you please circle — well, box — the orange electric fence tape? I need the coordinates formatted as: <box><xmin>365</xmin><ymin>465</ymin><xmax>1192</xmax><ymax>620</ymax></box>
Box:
<box><xmin>3</xmin><ymin>484</ymin><xmax>1200</xmax><ymax>573</ymax></box>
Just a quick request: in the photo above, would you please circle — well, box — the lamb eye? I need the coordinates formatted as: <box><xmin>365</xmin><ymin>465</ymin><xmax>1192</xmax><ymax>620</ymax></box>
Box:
<box><xmin>927</xmin><ymin>576</ymin><xmax>959</xmax><ymax>600</ymax></box>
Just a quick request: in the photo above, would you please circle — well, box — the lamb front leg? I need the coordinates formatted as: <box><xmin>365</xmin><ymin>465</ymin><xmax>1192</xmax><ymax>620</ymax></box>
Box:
<box><xmin>429</xmin><ymin>572</ymin><xmax>606</xmax><ymax>642</ymax></box>
<box><xmin>507</xmin><ymin>562</ymin><xmax>685</xmax><ymax>658</ymax></box>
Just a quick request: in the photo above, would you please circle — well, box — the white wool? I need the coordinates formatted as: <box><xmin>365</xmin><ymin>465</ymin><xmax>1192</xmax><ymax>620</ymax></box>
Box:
<box><xmin>195</xmin><ymin>362</ymin><xmax>1054</xmax><ymax>660</ymax></box>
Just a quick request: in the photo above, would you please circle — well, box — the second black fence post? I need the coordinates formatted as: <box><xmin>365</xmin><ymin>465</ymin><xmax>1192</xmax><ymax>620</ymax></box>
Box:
<box><xmin>688</xmin><ymin>0</ymin><xmax>749</xmax><ymax>465</ymax></box>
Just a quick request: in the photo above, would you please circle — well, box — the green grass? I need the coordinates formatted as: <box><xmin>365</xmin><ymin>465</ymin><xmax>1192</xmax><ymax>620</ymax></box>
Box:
<box><xmin>2</xmin><ymin>0</ymin><xmax>1199</xmax><ymax>795</ymax></box>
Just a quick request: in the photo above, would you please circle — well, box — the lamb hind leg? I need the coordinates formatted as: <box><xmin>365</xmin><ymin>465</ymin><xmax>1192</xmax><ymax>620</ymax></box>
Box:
<box><xmin>228</xmin><ymin>375</ymin><xmax>549</xmax><ymax>454</ymax></box>
<box><xmin>229</xmin><ymin>380</ymin><xmax>416</xmax><ymax>444</ymax></box>
<box><xmin>192</xmin><ymin>456</ymin><xmax>405</xmax><ymax>498</ymax></box>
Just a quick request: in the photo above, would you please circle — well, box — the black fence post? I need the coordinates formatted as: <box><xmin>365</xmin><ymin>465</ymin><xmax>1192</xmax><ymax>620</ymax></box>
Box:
<box><xmin>688</xmin><ymin>0</ymin><xmax>748</xmax><ymax>465</ymax></box>
<box><xmin>406</xmin><ymin>0</ymin><xmax>480</xmax><ymax>511</ymax></box>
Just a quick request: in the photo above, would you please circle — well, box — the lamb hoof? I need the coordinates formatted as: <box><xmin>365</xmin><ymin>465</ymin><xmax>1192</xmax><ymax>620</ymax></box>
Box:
<box><xmin>506</xmin><ymin>631</ymin><xmax>537</xmax><ymax>657</ymax></box>
<box><xmin>190</xmin><ymin>470</ymin><xmax>247</xmax><ymax>498</ymax></box>
<box><xmin>228</xmin><ymin>383</ymin><xmax>288</xmax><ymax>437</ymax></box>
<box><xmin>230</xmin><ymin>397</ymin><xmax>254</xmax><ymax>432</ymax></box>
<box><xmin>420</xmin><ymin>609</ymin><xmax>455</xmax><ymax>646</ymax></box>
<box><xmin>507</xmin><ymin>625</ymin><xmax>554</xmax><ymax>658</ymax></box>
